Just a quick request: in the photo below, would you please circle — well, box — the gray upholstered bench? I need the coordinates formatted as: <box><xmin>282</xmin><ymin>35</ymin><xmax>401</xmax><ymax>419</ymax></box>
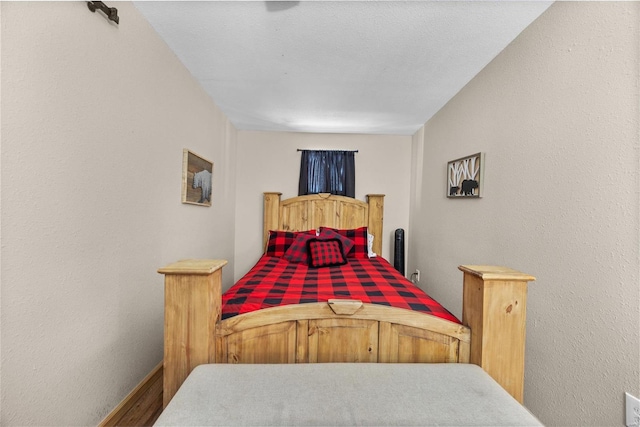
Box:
<box><xmin>155</xmin><ymin>363</ymin><xmax>542</xmax><ymax>426</ymax></box>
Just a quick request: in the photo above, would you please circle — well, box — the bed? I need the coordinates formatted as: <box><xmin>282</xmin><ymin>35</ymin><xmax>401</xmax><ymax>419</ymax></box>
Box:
<box><xmin>158</xmin><ymin>192</ymin><xmax>535</xmax><ymax>413</ymax></box>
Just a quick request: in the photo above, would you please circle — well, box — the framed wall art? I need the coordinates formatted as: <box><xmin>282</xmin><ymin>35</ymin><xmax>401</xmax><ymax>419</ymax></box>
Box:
<box><xmin>182</xmin><ymin>149</ymin><xmax>213</xmax><ymax>206</ymax></box>
<box><xmin>447</xmin><ymin>152</ymin><xmax>484</xmax><ymax>198</ymax></box>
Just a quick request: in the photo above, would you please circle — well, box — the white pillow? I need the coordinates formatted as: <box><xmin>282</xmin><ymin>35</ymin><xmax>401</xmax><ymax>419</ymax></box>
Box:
<box><xmin>367</xmin><ymin>233</ymin><xmax>377</xmax><ymax>258</ymax></box>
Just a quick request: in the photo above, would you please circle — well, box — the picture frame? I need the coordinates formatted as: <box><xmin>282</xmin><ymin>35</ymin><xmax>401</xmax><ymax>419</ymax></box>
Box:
<box><xmin>182</xmin><ymin>149</ymin><xmax>213</xmax><ymax>206</ymax></box>
<box><xmin>447</xmin><ymin>152</ymin><xmax>484</xmax><ymax>198</ymax></box>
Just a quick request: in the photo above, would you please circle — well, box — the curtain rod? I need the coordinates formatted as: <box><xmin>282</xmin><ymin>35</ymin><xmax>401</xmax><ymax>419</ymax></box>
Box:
<box><xmin>87</xmin><ymin>1</ymin><xmax>119</xmax><ymax>24</ymax></box>
<box><xmin>297</xmin><ymin>149</ymin><xmax>358</xmax><ymax>153</ymax></box>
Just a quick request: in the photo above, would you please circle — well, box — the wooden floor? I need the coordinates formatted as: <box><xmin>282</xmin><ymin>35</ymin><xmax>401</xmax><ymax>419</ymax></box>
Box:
<box><xmin>99</xmin><ymin>363</ymin><xmax>164</xmax><ymax>427</ymax></box>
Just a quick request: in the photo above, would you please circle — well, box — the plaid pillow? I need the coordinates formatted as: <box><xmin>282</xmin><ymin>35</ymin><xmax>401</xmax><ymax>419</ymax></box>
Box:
<box><xmin>307</xmin><ymin>239</ymin><xmax>347</xmax><ymax>268</ymax></box>
<box><xmin>265</xmin><ymin>230</ymin><xmax>316</xmax><ymax>257</ymax></box>
<box><xmin>318</xmin><ymin>228</ymin><xmax>354</xmax><ymax>256</ymax></box>
<box><xmin>319</xmin><ymin>226</ymin><xmax>369</xmax><ymax>258</ymax></box>
<box><xmin>283</xmin><ymin>233</ymin><xmax>317</xmax><ymax>264</ymax></box>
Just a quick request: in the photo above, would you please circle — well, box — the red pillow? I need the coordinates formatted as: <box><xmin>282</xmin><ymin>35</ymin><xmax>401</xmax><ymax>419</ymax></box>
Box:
<box><xmin>318</xmin><ymin>228</ymin><xmax>355</xmax><ymax>256</ymax></box>
<box><xmin>284</xmin><ymin>233</ymin><xmax>317</xmax><ymax>264</ymax></box>
<box><xmin>319</xmin><ymin>226</ymin><xmax>369</xmax><ymax>258</ymax></box>
<box><xmin>307</xmin><ymin>239</ymin><xmax>347</xmax><ymax>268</ymax></box>
<box><xmin>265</xmin><ymin>230</ymin><xmax>316</xmax><ymax>257</ymax></box>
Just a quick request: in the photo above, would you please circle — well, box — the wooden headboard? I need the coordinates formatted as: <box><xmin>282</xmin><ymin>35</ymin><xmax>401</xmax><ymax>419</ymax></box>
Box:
<box><xmin>263</xmin><ymin>192</ymin><xmax>385</xmax><ymax>255</ymax></box>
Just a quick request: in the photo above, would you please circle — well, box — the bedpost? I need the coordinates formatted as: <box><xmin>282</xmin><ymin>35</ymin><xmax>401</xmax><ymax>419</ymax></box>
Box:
<box><xmin>264</xmin><ymin>192</ymin><xmax>282</xmax><ymax>250</ymax></box>
<box><xmin>366</xmin><ymin>194</ymin><xmax>384</xmax><ymax>256</ymax></box>
<box><xmin>459</xmin><ymin>265</ymin><xmax>535</xmax><ymax>404</ymax></box>
<box><xmin>158</xmin><ymin>259</ymin><xmax>227</xmax><ymax>408</ymax></box>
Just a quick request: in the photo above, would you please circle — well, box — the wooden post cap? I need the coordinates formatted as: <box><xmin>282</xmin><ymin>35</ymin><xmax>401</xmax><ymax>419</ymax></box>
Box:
<box><xmin>458</xmin><ymin>265</ymin><xmax>535</xmax><ymax>282</ymax></box>
<box><xmin>158</xmin><ymin>259</ymin><xmax>228</xmax><ymax>275</ymax></box>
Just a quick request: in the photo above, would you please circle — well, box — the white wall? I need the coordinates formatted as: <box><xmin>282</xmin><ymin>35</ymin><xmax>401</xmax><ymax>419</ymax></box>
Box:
<box><xmin>1</xmin><ymin>2</ymin><xmax>237</xmax><ymax>425</ymax></box>
<box><xmin>234</xmin><ymin>131</ymin><xmax>412</xmax><ymax>281</ymax></box>
<box><xmin>408</xmin><ymin>2</ymin><xmax>639</xmax><ymax>426</ymax></box>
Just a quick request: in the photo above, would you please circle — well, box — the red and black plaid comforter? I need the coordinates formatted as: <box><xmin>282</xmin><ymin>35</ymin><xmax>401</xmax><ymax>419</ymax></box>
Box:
<box><xmin>222</xmin><ymin>256</ymin><xmax>460</xmax><ymax>324</ymax></box>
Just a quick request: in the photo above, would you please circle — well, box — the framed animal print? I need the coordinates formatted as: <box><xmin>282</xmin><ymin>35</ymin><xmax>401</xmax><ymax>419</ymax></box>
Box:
<box><xmin>182</xmin><ymin>149</ymin><xmax>213</xmax><ymax>206</ymax></box>
<box><xmin>447</xmin><ymin>152</ymin><xmax>484</xmax><ymax>198</ymax></box>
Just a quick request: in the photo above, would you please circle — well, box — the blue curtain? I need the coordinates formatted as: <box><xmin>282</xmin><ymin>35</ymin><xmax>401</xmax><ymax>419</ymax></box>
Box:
<box><xmin>298</xmin><ymin>150</ymin><xmax>355</xmax><ymax>197</ymax></box>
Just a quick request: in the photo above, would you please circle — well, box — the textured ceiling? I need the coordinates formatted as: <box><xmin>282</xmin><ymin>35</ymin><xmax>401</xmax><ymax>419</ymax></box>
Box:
<box><xmin>135</xmin><ymin>1</ymin><xmax>552</xmax><ymax>135</ymax></box>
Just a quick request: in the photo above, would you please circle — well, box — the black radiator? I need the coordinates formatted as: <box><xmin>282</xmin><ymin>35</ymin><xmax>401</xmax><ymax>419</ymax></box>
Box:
<box><xmin>394</xmin><ymin>228</ymin><xmax>405</xmax><ymax>276</ymax></box>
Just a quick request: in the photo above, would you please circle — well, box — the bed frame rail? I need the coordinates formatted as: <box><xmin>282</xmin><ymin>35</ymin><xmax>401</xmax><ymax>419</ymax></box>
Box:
<box><xmin>215</xmin><ymin>302</ymin><xmax>470</xmax><ymax>364</ymax></box>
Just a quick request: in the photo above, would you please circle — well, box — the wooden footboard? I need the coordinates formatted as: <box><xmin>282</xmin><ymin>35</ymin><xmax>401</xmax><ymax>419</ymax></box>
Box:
<box><xmin>216</xmin><ymin>301</ymin><xmax>470</xmax><ymax>364</ymax></box>
<box><xmin>158</xmin><ymin>261</ymin><xmax>534</xmax><ymax>407</ymax></box>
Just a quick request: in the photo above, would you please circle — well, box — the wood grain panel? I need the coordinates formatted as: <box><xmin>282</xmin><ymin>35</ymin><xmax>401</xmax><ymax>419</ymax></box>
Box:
<box><xmin>308</xmin><ymin>318</ymin><xmax>378</xmax><ymax>363</ymax></box>
<box><xmin>393</xmin><ymin>324</ymin><xmax>459</xmax><ymax>363</ymax></box>
<box><xmin>310</xmin><ymin>198</ymin><xmax>337</xmax><ymax>228</ymax></box>
<box><xmin>281</xmin><ymin>200</ymin><xmax>309</xmax><ymax>231</ymax></box>
<box><xmin>225</xmin><ymin>321</ymin><xmax>297</xmax><ymax>364</ymax></box>
<box><xmin>338</xmin><ymin>200</ymin><xmax>367</xmax><ymax>230</ymax></box>
<box><xmin>263</xmin><ymin>192</ymin><xmax>282</xmax><ymax>249</ymax></box>
<box><xmin>296</xmin><ymin>320</ymin><xmax>309</xmax><ymax>363</ymax></box>
<box><xmin>378</xmin><ymin>321</ymin><xmax>393</xmax><ymax>362</ymax></box>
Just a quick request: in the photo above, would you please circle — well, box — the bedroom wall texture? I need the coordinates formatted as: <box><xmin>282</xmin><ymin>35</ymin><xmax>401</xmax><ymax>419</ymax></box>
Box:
<box><xmin>408</xmin><ymin>2</ymin><xmax>639</xmax><ymax>426</ymax></box>
<box><xmin>1</xmin><ymin>2</ymin><xmax>237</xmax><ymax>425</ymax></box>
<box><xmin>234</xmin><ymin>131</ymin><xmax>412</xmax><ymax>282</ymax></box>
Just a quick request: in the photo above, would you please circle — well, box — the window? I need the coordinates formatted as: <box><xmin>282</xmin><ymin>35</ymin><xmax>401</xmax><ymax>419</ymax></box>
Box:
<box><xmin>298</xmin><ymin>150</ymin><xmax>355</xmax><ymax>198</ymax></box>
